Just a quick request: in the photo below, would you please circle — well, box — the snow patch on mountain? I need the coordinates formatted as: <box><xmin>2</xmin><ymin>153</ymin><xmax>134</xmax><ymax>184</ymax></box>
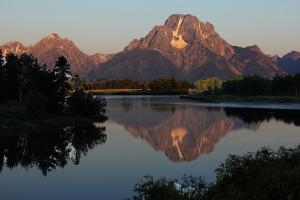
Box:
<box><xmin>171</xmin><ymin>16</ymin><xmax>188</xmax><ymax>49</ymax></box>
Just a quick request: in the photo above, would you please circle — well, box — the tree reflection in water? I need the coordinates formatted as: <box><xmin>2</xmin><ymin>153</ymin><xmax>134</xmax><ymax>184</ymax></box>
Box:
<box><xmin>0</xmin><ymin>124</ymin><xmax>106</xmax><ymax>176</ymax></box>
<box><xmin>224</xmin><ymin>107</ymin><xmax>300</xmax><ymax>126</ymax></box>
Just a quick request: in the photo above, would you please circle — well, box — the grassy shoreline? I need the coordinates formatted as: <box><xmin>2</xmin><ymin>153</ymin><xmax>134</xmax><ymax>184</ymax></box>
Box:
<box><xmin>86</xmin><ymin>89</ymin><xmax>188</xmax><ymax>95</ymax></box>
<box><xmin>181</xmin><ymin>95</ymin><xmax>300</xmax><ymax>103</ymax></box>
<box><xmin>0</xmin><ymin>103</ymin><xmax>107</xmax><ymax>134</ymax></box>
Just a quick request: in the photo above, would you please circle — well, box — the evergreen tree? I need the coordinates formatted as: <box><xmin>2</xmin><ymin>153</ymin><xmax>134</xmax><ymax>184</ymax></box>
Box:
<box><xmin>4</xmin><ymin>53</ymin><xmax>20</xmax><ymax>100</ymax></box>
<box><xmin>18</xmin><ymin>53</ymin><xmax>40</xmax><ymax>101</ymax></box>
<box><xmin>53</xmin><ymin>56</ymin><xmax>71</xmax><ymax>111</ymax></box>
<box><xmin>0</xmin><ymin>50</ymin><xmax>4</xmax><ymax>102</ymax></box>
<box><xmin>0</xmin><ymin>50</ymin><xmax>3</xmax><ymax>68</ymax></box>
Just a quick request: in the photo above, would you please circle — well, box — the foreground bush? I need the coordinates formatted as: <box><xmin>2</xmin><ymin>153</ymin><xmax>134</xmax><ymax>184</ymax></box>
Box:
<box><xmin>67</xmin><ymin>91</ymin><xmax>106</xmax><ymax>116</ymax></box>
<box><xmin>130</xmin><ymin>175</ymin><xmax>206</xmax><ymax>200</ymax></box>
<box><xmin>129</xmin><ymin>145</ymin><xmax>300</xmax><ymax>200</ymax></box>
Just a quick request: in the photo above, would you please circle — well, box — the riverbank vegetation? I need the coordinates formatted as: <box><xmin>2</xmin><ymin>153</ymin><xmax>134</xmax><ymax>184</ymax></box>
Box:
<box><xmin>84</xmin><ymin>78</ymin><xmax>193</xmax><ymax>95</ymax></box>
<box><xmin>128</xmin><ymin>145</ymin><xmax>300</xmax><ymax>200</ymax></box>
<box><xmin>187</xmin><ymin>75</ymin><xmax>300</xmax><ymax>103</ymax></box>
<box><xmin>0</xmin><ymin>52</ymin><xmax>107</xmax><ymax>133</ymax></box>
<box><xmin>0</xmin><ymin>102</ymin><xmax>106</xmax><ymax>134</ymax></box>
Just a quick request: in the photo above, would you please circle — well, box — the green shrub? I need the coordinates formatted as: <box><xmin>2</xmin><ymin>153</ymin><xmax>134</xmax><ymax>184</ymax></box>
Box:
<box><xmin>207</xmin><ymin>146</ymin><xmax>300</xmax><ymax>200</ymax></box>
<box><xmin>67</xmin><ymin>91</ymin><xmax>106</xmax><ymax>116</ymax></box>
<box><xmin>131</xmin><ymin>176</ymin><xmax>181</xmax><ymax>200</ymax></box>
<box><xmin>129</xmin><ymin>145</ymin><xmax>300</xmax><ymax>200</ymax></box>
<box><xmin>129</xmin><ymin>175</ymin><xmax>206</xmax><ymax>200</ymax></box>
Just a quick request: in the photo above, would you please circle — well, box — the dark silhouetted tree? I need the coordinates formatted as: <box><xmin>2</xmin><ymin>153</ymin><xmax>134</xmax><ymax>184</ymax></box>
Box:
<box><xmin>18</xmin><ymin>54</ymin><xmax>41</xmax><ymax>101</ymax></box>
<box><xmin>53</xmin><ymin>56</ymin><xmax>71</xmax><ymax>111</ymax></box>
<box><xmin>0</xmin><ymin>50</ymin><xmax>4</xmax><ymax>102</ymax></box>
<box><xmin>4</xmin><ymin>53</ymin><xmax>20</xmax><ymax>100</ymax></box>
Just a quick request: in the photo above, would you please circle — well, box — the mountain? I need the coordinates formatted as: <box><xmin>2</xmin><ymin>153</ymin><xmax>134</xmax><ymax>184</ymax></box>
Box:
<box><xmin>28</xmin><ymin>33</ymin><xmax>97</xmax><ymax>77</ymax></box>
<box><xmin>230</xmin><ymin>45</ymin><xmax>286</xmax><ymax>76</ymax></box>
<box><xmin>125</xmin><ymin>14</ymin><xmax>235</xmax><ymax>70</ymax></box>
<box><xmin>278</xmin><ymin>51</ymin><xmax>300</xmax><ymax>74</ymax></box>
<box><xmin>88</xmin><ymin>49</ymin><xmax>183</xmax><ymax>80</ymax></box>
<box><xmin>1</xmin><ymin>15</ymin><xmax>297</xmax><ymax>81</ymax></box>
<box><xmin>88</xmin><ymin>14</ymin><xmax>286</xmax><ymax>81</ymax></box>
<box><xmin>0</xmin><ymin>33</ymin><xmax>110</xmax><ymax>77</ymax></box>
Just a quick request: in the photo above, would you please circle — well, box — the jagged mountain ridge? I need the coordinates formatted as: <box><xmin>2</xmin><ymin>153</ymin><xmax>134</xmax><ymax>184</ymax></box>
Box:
<box><xmin>88</xmin><ymin>14</ymin><xmax>289</xmax><ymax>81</ymax></box>
<box><xmin>1</xmin><ymin>14</ymin><xmax>298</xmax><ymax>80</ymax></box>
<box><xmin>230</xmin><ymin>45</ymin><xmax>286</xmax><ymax>77</ymax></box>
<box><xmin>0</xmin><ymin>41</ymin><xmax>27</xmax><ymax>55</ymax></box>
<box><xmin>0</xmin><ymin>33</ymin><xmax>113</xmax><ymax>77</ymax></box>
<box><xmin>125</xmin><ymin>14</ymin><xmax>235</xmax><ymax>71</ymax></box>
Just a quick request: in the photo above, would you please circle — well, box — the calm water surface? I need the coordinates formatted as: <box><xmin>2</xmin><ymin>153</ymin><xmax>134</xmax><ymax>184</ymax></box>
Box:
<box><xmin>1</xmin><ymin>96</ymin><xmax>300</xmax><ymax>200</ymax></box>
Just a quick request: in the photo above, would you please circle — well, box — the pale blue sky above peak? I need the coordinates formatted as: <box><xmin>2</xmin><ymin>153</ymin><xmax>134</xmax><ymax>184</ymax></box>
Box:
<box><xmin>1</xmin><ymin>0</ymin><xmax>299</xmax><ymax>56</ymax></box>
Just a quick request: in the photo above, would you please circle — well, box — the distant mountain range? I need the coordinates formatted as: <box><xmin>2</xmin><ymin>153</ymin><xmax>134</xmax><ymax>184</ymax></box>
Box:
<box><xmin>0</xmin><ymin>33</ymin><xmax>113</xmax><ymax>77</ymax></box>
<box><xmin>1</xmin><ymin>14</ymin><xmax>300</xmax><ymax>80</ymax></box>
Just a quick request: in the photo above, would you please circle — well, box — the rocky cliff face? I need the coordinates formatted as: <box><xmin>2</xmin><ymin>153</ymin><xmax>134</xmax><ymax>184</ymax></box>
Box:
<box><xmin>125</xmin><ymin>14</ymin><xmax>235</xmax><ymax>72</ymax></box>
<box><xmin>88</xmin><ymin>14</ymin><xmax>287</xmax><ymax>81</ymax></box>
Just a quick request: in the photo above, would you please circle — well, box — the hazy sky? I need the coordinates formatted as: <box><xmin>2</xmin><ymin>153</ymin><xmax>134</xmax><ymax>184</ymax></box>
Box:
<box><xmin>1</xmin><ymin>0</ymin><xmax>299</xmax><ymax>56</ymax></box>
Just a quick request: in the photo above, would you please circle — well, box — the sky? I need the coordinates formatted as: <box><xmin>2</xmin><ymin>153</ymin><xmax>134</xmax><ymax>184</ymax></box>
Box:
<box><xmin>0</xmin><ymin>0</ymin><xmax>299</xmax><ymax>56</ymax></box>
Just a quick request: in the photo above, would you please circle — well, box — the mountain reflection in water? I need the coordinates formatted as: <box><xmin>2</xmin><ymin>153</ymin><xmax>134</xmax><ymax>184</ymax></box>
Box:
<box><xmin>1</xmin><ymin>97</ymin><xmax>299</xmax><ymax>177</ymax></box>
<box><xmin>0</xmin><ymin>124</ymin><xmax>106</xmax><ymax>176</ymax></box>
<box><xmin>107</xmin><ymin>98</ymin><xmax>300</xmax><ymax>162</ymax></box>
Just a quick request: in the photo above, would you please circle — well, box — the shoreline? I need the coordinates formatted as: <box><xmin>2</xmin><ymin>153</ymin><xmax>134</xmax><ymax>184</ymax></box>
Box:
<box><xmin>0</xmin><ymin>103</ymin><xmax>107</xmax><ymax>134</ymax></box>
<box><xmin>181</xmin><ymin>95</ymin><xmax>300</xmax><ymax>104</ymax></box>
<box><xmin>86</xmin><ymin>89</ymin><xmax>188</xmax><ymax>96</ymax></box>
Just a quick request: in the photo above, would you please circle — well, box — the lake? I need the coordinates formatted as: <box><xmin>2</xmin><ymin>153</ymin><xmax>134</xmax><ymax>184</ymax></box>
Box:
<box><xmin>1</xmin><ymin>96</ymin><xmax>300</xmax><ymax>200</ymax></box>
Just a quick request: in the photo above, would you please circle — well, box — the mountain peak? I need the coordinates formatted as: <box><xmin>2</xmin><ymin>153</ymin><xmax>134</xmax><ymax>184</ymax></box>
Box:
<box><xmin>246</xmin><ymin>45</ymin><xmax>262</xmax><ymax>53</ymax></box>
<box><xmin>91</xmin><ymin>14</ymin><xmax>288</xmax><ymax>81</ymax></box>
<box><xmin>0</xmin><ymin>41</ymin><xmax>27</xmax><ymax>55</ymax></box>
<box><xmin>46</xmin><ymin>33</ymin><xmax>62</xmax><ymax>40</ymax></box>
<box><xmin>165</xmin><ymin>14</ymin><xmax>199</xmax><ymax>25</ymax></box>
<box><xmin>164</xmin><ymin>14</ymin><xmax>215</xmax><ymax>32</ymax></box>
<box><xmin>35</xmin><ymin>33</ymin><xmax>75</xmax><ymax>48</ymax></box>
<box><xmin>124</xmin><ymin>13</ymin><xmax>235</xmax><ymax>72</ymax></box>
<box><xmin>4</xmin><ymin>41</ymin><xmax>24</xmax><ymax>46</ymax></box>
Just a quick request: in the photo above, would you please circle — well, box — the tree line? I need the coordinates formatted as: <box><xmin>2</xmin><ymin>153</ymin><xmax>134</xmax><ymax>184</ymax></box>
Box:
<box><xmin>194</xmin><ymin>75</ymin><xmax>300</xmax><ymax>96</ymax></box>
<box><xmin>0</xmin><ymin>51</ymin><xmax>105</xmax><ymax>116</ymax></box>
<box><xmin>0</xmin><ymin>52</ymin><xmax>70</xmax><ymax>111</ymax></box>
<box><xmin>84</xmin><ymin>78</ymin><xmax>193</xmax><ymax>92</ymax></box>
